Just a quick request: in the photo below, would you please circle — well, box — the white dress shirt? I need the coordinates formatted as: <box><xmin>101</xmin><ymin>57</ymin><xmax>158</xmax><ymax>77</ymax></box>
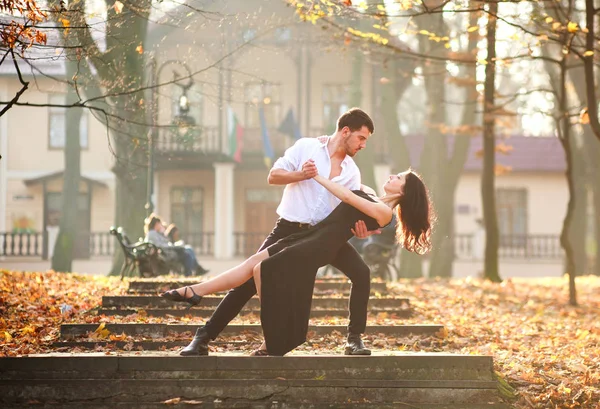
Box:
<box><xmin>273</xmin><ymin>136</ymin><xmax>361</xmax><ymax>225</ymax></box>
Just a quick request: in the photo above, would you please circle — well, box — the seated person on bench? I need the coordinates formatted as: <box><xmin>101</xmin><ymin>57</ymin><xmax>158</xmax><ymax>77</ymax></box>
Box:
<box><xmin>144</xmin><ymin>214</ymin><xmax>209</xmax><ymax>277</ymax></box>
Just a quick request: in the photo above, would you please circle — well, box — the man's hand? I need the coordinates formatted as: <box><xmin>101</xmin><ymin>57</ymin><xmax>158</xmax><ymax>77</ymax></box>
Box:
<box><xmin>300</xmin><ymin>159</ymin><xmax>318</xmax><ymax>180</ymax></box>
<box><xmin>351</xmin><ymin>220</ymin><xmax>381</xmax><ymax>239</ymax></box>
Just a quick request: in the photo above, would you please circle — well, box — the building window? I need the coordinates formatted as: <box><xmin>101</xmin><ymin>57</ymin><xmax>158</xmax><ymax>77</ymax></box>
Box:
<box><xmin>244</xmin><ymin>82</ymin><xmax>281</xmax><ymax>129</ymax></box>
<box><xmin>48</xmin><ymin>94</ymin><xmax>89</xmax><ymax>149</ymax></box>
<box><xmin>170</xmin><ymin>187</ymin><xmax>204</xmax><ymax>237</ymax></box>
<box><xmin>497</xmin><ymin>188</ymin><xmax>527</xmax><ymax>246</ymax></box>
<box><xmin>323</xmin><ymin>84</ymin><xmax>349</xmax><ymax>134</ymax></box>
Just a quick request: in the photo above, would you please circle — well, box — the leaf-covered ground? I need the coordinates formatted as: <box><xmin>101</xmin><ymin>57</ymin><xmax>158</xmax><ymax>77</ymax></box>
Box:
<box><xmin>1</xmin><ymin>269</ymin><xmax>599</xmax><ymax>408</ymax></box>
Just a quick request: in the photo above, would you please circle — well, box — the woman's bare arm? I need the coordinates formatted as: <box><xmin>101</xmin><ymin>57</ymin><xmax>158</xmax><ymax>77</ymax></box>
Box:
<box><xmin>313</xmin><ymin>175</ymin><xmax>392</xmax><ymax>227</ymax></box>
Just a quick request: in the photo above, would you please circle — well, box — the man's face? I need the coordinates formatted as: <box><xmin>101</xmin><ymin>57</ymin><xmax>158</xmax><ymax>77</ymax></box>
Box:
<box><xmin>342</xmin><ymin>125</ymin><xmax>371</xmax><ymax>157</ymax></box>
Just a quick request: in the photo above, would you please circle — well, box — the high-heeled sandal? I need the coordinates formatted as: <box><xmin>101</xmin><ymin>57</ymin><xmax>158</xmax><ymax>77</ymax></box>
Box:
<box><xmin>160</xmin><ymin>286</ymin><xmax>202</xmax><ymax>308</ymax></box>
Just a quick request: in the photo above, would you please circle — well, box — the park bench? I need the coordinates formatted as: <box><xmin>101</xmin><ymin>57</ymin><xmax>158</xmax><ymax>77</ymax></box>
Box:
<box><xmin>109</xmin><ymin>227</ymin><xmax>183</xmax><ymax>280</ymax></box>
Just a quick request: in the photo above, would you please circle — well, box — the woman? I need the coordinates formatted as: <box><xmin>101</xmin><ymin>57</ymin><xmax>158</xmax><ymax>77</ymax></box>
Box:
<box><xmin>145</xmin><ymin>215</ymin><xmax>208</xmax><ymax>277</ymax></box>
<box><xmin>161</xmin><ymin>169</ymin><xmax>433</xmax><ymax>355</ymax></box>
<box><xmin>165</xmin><ymin>224</ymin><xmax>210</xmax><ymax>276</ymax></box>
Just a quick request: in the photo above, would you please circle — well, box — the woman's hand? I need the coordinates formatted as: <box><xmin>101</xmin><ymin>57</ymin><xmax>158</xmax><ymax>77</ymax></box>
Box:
<box><xmin>351</xmin><ymin>220</ymin><xmax>381</xmax><ymax>239</ymax></box>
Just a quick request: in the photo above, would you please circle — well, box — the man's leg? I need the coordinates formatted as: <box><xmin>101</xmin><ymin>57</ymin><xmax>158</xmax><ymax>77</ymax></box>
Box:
<box><xmin>329</xmin><ymin>243</ymin><xmax>371</xmax><ymax>355</ymax></box>
<box><xmin>180</xmin><ymin>222</ymin><xmax>295</xmax><ymax>356</ymax></box>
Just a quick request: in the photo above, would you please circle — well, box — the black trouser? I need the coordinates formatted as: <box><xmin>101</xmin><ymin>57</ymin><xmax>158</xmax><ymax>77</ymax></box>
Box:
<box><xmin>202</xmin><ymin>219</ymin><xmax>371</xmax><ymax>340</ymax></box>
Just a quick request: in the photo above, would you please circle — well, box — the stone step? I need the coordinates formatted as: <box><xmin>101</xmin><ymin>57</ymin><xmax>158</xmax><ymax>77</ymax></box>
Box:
<box><xmin>97</xmin><ymin>307</ymin><xmax>412</xmax><ymax>319</ymax></box>
<box><xmin>101</xmin><ymin>295</ymin><xmax>410</xmax><ymax>310</ymax></box>
<box><xmin>0</xmin><ymin>353</ymin><xmax>496</xmax><ymax>381</ymax></box>
<box><xmin>0</xmin><ymin>354</ymin><xmax>507</xmax><ymax>408</ymax></box>
<box><xmin>127</xmin><ymin>280</ymin><xmax>388</xmax><ymax>294</ymax></box>
<box><xmin>60</xmin><ymin>323</ymin><xmax>444</xmax><ymax>340</ymax></box>
<box><xmin>0</xmin><ymin>403</ymin><xmax>511</xmax><ymax>409</ymax></box>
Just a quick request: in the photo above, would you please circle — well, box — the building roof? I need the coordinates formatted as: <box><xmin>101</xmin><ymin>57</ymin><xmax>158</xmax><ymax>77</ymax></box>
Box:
<box><xmin>402</xmin><ymin>134</ymin><xmax>566</xmax><ymax>173</ymax></box>
<box><xmin>24</xmin><ymin>171</ymin><xmax>108</xmax><ymax>188</ymax></box>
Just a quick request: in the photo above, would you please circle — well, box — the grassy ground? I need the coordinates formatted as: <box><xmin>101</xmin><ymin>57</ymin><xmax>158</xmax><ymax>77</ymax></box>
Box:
<box><xmin>1</xmin><ymin>269</ymin><xmax>598</xmax><ymax>408</ymax></box>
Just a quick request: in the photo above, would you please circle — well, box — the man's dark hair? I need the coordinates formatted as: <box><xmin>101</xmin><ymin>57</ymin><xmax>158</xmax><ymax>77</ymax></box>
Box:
<box><xmin>337</xmin><ymin>107</ymin><xmax>374</xmax><ymax>134</ymax></box>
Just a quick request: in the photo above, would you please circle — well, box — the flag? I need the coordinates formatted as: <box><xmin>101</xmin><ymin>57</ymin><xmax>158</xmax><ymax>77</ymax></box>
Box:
<box><xmin>227</xmin><ymin>106</ymin><xmax>243</xmax><ymax>163</ymax></box>
<box><xmin>277</xmin><ymin>108</ymin><xmax>301</xmax><ymax>140</ymax></box>
<box><xmin>259</xmin><ymin>106</ymin><xmax>274</xmax><ymax>168</ymax></box>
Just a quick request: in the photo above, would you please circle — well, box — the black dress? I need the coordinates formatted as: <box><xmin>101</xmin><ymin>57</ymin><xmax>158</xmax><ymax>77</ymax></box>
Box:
<box><xmin>260</xmin><ymin>190</ymin><xmax>384</xmax><ymax>356</ymax></box>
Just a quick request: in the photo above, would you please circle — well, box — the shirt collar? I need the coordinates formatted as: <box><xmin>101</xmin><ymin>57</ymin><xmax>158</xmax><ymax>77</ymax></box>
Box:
<box><xmin>320</xmin><ymin>136</ymin><xmax>351</xmax><ymax>168</ymax></box>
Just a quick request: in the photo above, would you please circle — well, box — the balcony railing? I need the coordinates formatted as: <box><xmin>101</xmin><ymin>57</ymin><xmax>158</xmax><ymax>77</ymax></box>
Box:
<box><xmin>155</xmin><ymin>126</ymin><xmax>220</xmax><ymax>153</ymax></box>
<box><xmin>0</xmin><ymin>231</ymin><xmax>44</xmax><ymax>257</ymax></box>
<box><xmin>154</xmin><ymin>126</ymin><xmax>291</xmax><ymax>156</ymax></box>
<box><xmin>0</xmin><ymin>231</ymin><xmax>568</xmax><ymax>261</ymax></box>
<box><xmin>89</xmin><ymin>232</ymin><xmax>116</xmax><ymax>257</ymax></box>
<box><xmin>180</xmin><ymin>232</ymin><xmax>214</xmax><ymax>256</ymax></box>
<box><xmin>453</xmin><ymin>234</ymin><xmax>564</xmax><ymax>260</ymax></box>
<box><xmin>233</xmin><ymin>232</ymin><xmax>268</xmax><ymax>257</ymax></box>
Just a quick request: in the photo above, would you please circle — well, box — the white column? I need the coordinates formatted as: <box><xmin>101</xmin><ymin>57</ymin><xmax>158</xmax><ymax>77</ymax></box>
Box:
<box><xmin>0</xmin><ymin>85</ymin><xmax>8</xmax><ymax>233</ymax></box>
<box><xmin>373</xmin><ymin>164</ymin><xmax>392</xmax><ymax>196</ymax></box>
<box><xmin>213</xmin><ymin>162</ymin><xmax>235</xmax><ymax>259</ymax></box>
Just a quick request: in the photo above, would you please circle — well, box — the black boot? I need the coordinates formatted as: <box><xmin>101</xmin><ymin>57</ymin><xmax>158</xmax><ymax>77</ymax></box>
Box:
<box><xmin>180</xmin><ymin>327</ymin><xmax>210</xmax><ymax>356</ymax></box>
<box><xmin>344</xmin><ymin>333</ymin><xmax>371</xmax><ymax>356</ymax></box>
<box><xmin>195</xmin><ymin>264</ymin><xmax>210</xmax><ymax>276</ymax></box>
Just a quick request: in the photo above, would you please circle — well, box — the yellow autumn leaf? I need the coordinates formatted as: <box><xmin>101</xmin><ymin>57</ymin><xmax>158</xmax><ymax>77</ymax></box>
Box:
<box><xmin>4</xmin><ymin>331</ymin><xmax>12</xmax><ymax>342</ymax></box>
<box><xmin>114</xmin><ymin>1</ymin><xmax>124</xmax><ymax>14</ymax></box>
<box><xmin>435</xmin><ymin>327</ymin><xmax>449</xmax><ymax>339</ymax></box>
<box><xmin>136</xmin><ymin>44</ymin><xmax>143</xmax><ymax>54</ymax></box>
<box><xmin>545</xmin><ymin>16</ymin><xmax>553</xmax><ymax>24</ymax></box>
<box><xmin>93</xmin><ymin>322</ymin><xmax>110</xmax><ymax>339</ymax></box>
<box><xmin>580</xmin><ymin>108</ymin><xmax>590</xmax><ymax>124</ymax></box>
<box><xmin>20</xmin><ymin>325</ymin><xmax>36</xmax><ymax>335</ymax></box>
<box><xmin>567</xmin><ymin>21</ymin><xmax>578</xmax><ymax>33</ymax></box>
<box><xmin>164</xmin><ymin>397</ymin><xmax>181</xmax><ymax>405</ymax></box>
<box><xmin>467</xmin><ymin>26</ymin><xmax>479</xmax><ymax>33</ymax></box>
<box><xmin>583</xmin><ymin>50</ymin><xmax>594</xmax><ymax>57</ymax></box>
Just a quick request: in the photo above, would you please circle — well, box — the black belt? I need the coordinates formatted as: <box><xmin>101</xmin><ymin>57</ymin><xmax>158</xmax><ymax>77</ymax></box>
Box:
<box><xmin>279</xmin><ymin>218</ymin><xmax>312</xmax><ymax>229</ymax></box>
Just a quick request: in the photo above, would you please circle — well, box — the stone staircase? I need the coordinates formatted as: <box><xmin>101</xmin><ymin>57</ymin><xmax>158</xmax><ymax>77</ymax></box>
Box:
<box><xmin>0</xmin><ymin>276</ymin><xmax>510</xmax><ymax>408</ymax></box>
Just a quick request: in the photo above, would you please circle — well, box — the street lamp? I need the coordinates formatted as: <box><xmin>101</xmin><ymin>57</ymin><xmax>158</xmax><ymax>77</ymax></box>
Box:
<box><xmin>145</xmin><ymin>58</ymin><xmax>195</xmax><ymax>216</ymax></box>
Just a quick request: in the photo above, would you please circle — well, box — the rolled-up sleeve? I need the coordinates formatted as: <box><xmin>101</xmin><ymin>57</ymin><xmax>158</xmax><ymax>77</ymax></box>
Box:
<box><xmin>272</xmin><ymin>138</ymin><xmax>308</xmax><ymax>172</ymax></box>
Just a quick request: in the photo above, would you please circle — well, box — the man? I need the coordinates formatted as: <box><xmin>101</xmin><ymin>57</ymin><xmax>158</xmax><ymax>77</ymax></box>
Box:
<box><xmin>180</xmin><ymin>107</ymin><xmax>379</xmax><ymax>356</ymax></box>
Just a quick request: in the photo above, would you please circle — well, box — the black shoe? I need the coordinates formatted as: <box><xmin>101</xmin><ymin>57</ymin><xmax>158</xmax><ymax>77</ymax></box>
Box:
<box><xmin>180</xmin><ymin>328</ymin><xmax>210</xmax><ymax>356</ymax></box>
<box><xmin>344</xmin><ymin>334</ymin><xmax>371</xmax><ymax>356</ymax></box>
<box><xmin>160</xmin><ymin>286</ymin><xmax>202</xmax><ymax>309</ymax></box>
<box><xmin>195</xmin><ymin>265</ymin><xmax>210</xmax><ymax>276</ymax></box>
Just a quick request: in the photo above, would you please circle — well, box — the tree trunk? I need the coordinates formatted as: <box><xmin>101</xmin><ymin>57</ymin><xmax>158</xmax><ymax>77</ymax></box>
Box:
<box><xmin>428</xmin><ymin>4</ymin><xmax>480</xmax><ymax>278</ymax></box>
<box><xmin>380</xmin><ymin>60</ymin><xmax>423</xmax><ymax>278</ymax></box>
<box><xmin>348</xmin><ymin>51</ymin><xmax>377</xmax><ymax>188</ymax></box>
<box><xmin>51</xmin><ymin>63</ymin><xmax>81</xmax><ymax>273</ymax></box>
<box><xmin>481</xmin><ymin>2</ymin><xmax>501</xmax><ymax>282</ymax></box>
<box><xmin>568</xmin><ymin>147</ymin><xmax>588</xmax><ymax>276</ymax></box>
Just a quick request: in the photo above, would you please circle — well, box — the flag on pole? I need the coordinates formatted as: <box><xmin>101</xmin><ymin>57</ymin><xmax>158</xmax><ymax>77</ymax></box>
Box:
<box><xmin>277</xmin><ymin>108</ymin><xmax>301</xmax><ymax>140</ymax></box>
<box><xmin>259</xmin><ymin>106</ymin><xmax>274</xmax><ymax>168</ymax></box>
<box><xmin>227</xmin><ymin>106</ymin><xmax>244</xmax><ymax>163</ymax></box>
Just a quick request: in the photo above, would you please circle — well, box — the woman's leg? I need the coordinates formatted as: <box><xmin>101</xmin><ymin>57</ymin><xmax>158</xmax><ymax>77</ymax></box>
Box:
<box><xmin>252</xmin><ymin>262</ymin><xmax>262</xmax><ymax>300</ymax></box>
<box><xmin>251</xmin><ymin>261</ymin><xmax>268</xmax><ymax>353</ymax></box>
<box><xmin>168</xmin><ymin>249</ymin><xmax>269</xmax><ymax>298</ymax></box>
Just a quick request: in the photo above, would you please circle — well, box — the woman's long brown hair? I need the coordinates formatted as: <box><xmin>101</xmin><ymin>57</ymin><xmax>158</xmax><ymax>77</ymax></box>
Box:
<box><xmin>395</xmin><ymin>171</ymin><xmax>434</xmax><ymax>254</ymax></box>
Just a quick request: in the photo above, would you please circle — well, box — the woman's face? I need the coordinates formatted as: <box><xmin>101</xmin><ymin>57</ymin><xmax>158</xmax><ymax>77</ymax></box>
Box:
<box><xmin>384</xmin><ymin>171</ymin><xmax>409</xmax><ymax>195</ymax></box>
<box><xmin>155</xmin><ymin>222</ymin><xmax>165</xmax><ymax>233</ymax></box>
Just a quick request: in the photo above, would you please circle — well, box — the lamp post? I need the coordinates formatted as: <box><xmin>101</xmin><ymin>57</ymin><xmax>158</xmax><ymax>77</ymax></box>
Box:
<box><xmin>146</xmin><ymin>58</ymin><xmax>196</xmax><ymax>216</ymax></box>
